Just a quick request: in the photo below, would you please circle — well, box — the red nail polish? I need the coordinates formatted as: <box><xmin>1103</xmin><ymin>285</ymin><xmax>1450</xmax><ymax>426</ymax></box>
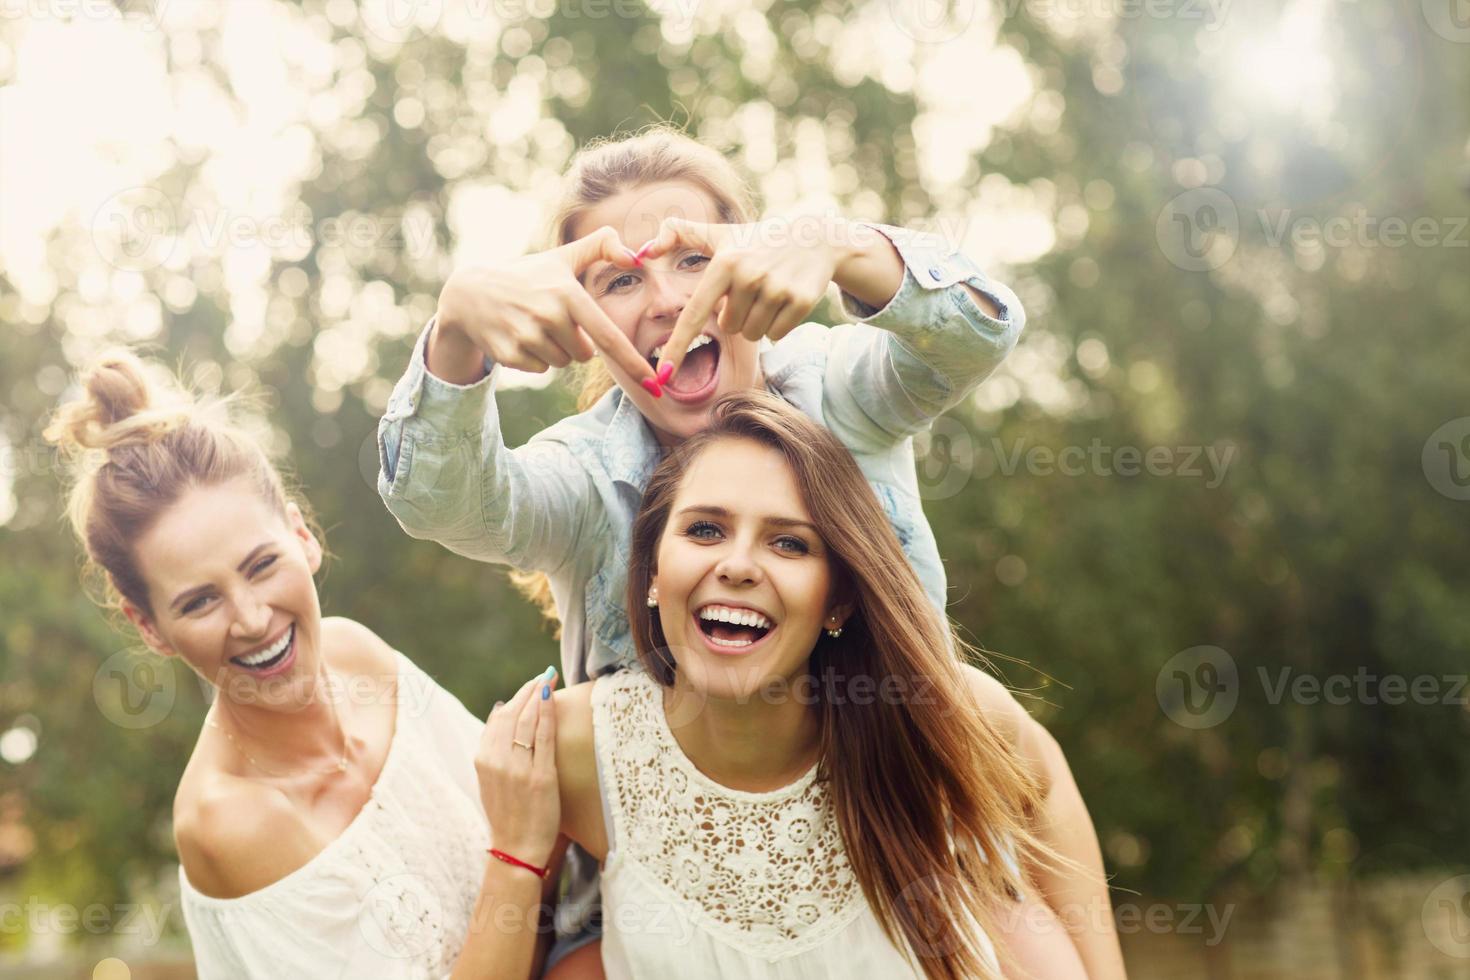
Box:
<box><xmin>640</xmin><ymin>378</ymin><xmax>663</xmax><ymax>398</ymax></box>
<box><xmin>634</xmin><ymin>241</ymin><xmax>655</xmax><ymax>262</ymax></box>
<box><xmin>623</xmin><ymin>246</ymin><xmax>642</xmax><ymax>268</ymax></box>
<box><xmin>656</xmin><ymin>363</ymin><xmax>674</xmax><ymax>386</ymax></box>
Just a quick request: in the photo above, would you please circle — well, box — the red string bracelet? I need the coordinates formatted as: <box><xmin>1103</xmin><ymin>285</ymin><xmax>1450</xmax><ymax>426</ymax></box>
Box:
<box><xmin>488</xmin><ymin>848</ymin><xmax>550</xmax><ymax>879</ymax></box>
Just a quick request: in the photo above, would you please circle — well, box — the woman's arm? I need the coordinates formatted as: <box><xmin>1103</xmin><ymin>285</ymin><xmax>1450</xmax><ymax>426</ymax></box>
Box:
<box><xmin>378</xmin><ymin>229</ymin><xmax>653</xmax><ymax>573</ymax></box>
<box><xmin>450</xmin><ymin>669</ymin><xmax>568</xmax><ymax>979</ymax></box>
<box><xmin>377</xmin><ymin>319</ymin><xmax>601</xmax><ymax>575</ymax></box>
<box><xmin>992</xmin><ymin>889</ymin><xmax>1089</xmax><ymax>980</ymax></box>
<box><xmin>551</xmin><ymin>682</ymin><xmax>608</xmax><ymax>861</ymax></box>
<box><xmin>830</xmin><ymin>219</ymin><xmax>1002</xmax><ymax>320</ymax></box>
<box><xmin>822</xmin><ymin>219</ymin><xmax>1026</xmax><ymax>453</ymax></box>
<box><xmin>447</xmin><ymin>842</ymin><xmax>569</xmax><ymax>979</ymax></box>
<box><xmin>1013</xmin><ymin>713</ymin><xmax>1129</xmax><ymax>979</ymax></box>
<box><xmin>448</xmin><ymin>855</ymin><xmax>555</xmax><ymax>980</ymax></box>
<box><xmin>634</xmin><ymin>213</ymin><xmax>1024</xmax><ymax>453</ymax></box>
<box><xmin>963</xmin><ymin>666</ymin><xmax>1129</xmax><ymax>980</ymax></box>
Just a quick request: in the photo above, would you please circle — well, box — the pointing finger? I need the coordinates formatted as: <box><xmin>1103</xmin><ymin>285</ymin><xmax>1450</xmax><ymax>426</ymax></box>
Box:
<box><xmin>656</xmin><ymin>256</ymin><xmax>731</xmax><ymax>384</ymax></box>
<box><xmin>562</xmin><ymin>285</ymin><xmax>662</xmax><ymax>392</ymax></box>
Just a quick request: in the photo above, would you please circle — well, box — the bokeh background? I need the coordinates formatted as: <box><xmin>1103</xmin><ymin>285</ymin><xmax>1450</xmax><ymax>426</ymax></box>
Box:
<box><xmin>1</xmin><ymin>0</ymin><xmax>1468</xmax><ymax>976</ymax></box>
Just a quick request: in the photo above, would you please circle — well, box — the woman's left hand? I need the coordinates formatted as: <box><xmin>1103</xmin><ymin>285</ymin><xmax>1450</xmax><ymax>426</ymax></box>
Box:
<box><xmin>475</xmin><ymin>667</ymin><xmax>561</xmax><ymax>871</ymax></box>
<box><xmin>639</xmin><ymin>215</ymin><xmax>850</xmax><ymax>381</ymax></box>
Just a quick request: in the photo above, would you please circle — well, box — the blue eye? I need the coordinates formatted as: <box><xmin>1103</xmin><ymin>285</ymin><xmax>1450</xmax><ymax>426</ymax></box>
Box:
<box><xmin>250</xmin><ymin>556</ymin><xmax>277</xmax><ymax>575</ymax></box>
<box><xmin>182</xmin><ymin>595</ymin><xmax>210</xmax><ymax>614</ymax></box>
<box><xmin>606</xmin><ymin>272</ymin><xmax>638</xmax><ymax>293</ymax></box>
<box><xmin>679</xmin><ymin>253</ymin><xmax>710</xmax><ymax>270</ymax></box>
<box><xmin>682</xmin><ymin>521</ymin><xmax>809</xmax><ymax>554</ymax></box>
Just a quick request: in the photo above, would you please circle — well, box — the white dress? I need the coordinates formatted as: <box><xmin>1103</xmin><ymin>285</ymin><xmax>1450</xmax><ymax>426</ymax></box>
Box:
<box><xmin>590</xmin><ymin>667</ymin><xmax>997</xmax><ymax>979</ymax></box>
<box><xmin>179</xmin><ymin>651</ymin><xmax>490</xmax><ymax>980</ymax></box>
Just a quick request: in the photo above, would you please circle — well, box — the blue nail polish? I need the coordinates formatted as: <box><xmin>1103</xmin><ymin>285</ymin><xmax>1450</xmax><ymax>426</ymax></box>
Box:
<box><xmin>543</xmin><ymin>665</ymin><xmax>557</xmax><ymax>680</ymax></box>
<box><xmin>541</xmin><ymin>683</ymin><xmax>551</xmax><ymax>700</ymax></box>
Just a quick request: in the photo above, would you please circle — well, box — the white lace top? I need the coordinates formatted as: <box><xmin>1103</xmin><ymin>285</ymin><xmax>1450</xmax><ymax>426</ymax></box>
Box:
<box><xmin>590</xmin><ymin>667</ymin><xmax>996</xmax><ymax>978</ymax></box>
<box><xmin>179</xmin><ymin>651</ymin><xmax>489</xmax><ymax>980</ymax></box>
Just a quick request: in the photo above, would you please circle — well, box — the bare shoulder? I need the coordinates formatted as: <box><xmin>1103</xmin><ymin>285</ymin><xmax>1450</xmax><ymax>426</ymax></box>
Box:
<box><xmin>959</xmin><ymin>662</ymin><xmax>1063</xmax><ymax>795</ymax></box>
<box><xmin>552</xmin><ymin>680</ymin><xmax>596</xmax><ymax>775</ymax></box>
<box><xmin>321</xmin><ymin>616</ymin><xmax>398</xmax><ymax>676</ymax></box>
<box><xmin>318</xmin><ymin>617</ymin><xmax>393</xmax><ymax>664</ymax></box>
<box><xmin>174</xmin><ymin>772</ymin><xmax>317</xmax><ymax>899</ymax></box>
<box><xmin>959</xmin><ymin>663</ymin><xmax>1029</xmax><ymax>746</ymax></box>
<box><xmin>552</xmin><ymin>679</ymin><xmax>604</xmax><ymax>859</ymax></box>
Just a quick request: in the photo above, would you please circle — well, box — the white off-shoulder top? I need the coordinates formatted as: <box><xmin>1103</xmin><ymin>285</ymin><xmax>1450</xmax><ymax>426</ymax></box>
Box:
<box><xmin>178</xmin><ymin>651</ymin><xmax>489</xmax><ymax>980</ymax></box>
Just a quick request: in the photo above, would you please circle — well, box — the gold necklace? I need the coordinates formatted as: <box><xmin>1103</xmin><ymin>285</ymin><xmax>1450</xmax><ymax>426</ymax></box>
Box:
<box><xmin>207</xmin><ymin>691</ymin><xmax>350</xmax><ymax>778</ymax></box>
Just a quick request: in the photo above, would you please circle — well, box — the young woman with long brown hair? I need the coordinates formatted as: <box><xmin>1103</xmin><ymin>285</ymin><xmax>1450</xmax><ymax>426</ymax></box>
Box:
<box><xmin>550</xmin><ymin>389</ymin><xmax>1125</xmax><ymax>979</ymax></box>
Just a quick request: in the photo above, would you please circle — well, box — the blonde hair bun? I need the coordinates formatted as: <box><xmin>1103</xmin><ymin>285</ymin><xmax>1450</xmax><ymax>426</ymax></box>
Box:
<box><xmin>44</xmin><ymin>349</ymin><xmax>191</xmax><ymax>455</ymax></box>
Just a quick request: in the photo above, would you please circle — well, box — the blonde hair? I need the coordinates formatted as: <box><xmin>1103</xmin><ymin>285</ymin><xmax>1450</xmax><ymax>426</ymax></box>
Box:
<box><xmin>509</xmin><ymin>123</ymin><xmax>758</xmax><ymax>632</ymax></box>
<box><xmin>44</xmin><ymin>349</ymin><xmax>322</xmax><ymax>624</ymax></box>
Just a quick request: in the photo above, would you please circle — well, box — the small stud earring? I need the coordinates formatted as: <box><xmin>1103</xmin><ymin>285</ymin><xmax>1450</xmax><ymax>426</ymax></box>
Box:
<box><xmin>647</xmin><ymin>590</ymin><xmax>658</xmax><ymax>608</ymax></box>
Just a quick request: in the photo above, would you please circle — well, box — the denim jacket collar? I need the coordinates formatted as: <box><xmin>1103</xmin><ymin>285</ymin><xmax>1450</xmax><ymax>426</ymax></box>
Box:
<box><xmin>599</xmin><ymin>385</ymin><xmax>663</xmax><ymax>492</ymax></box>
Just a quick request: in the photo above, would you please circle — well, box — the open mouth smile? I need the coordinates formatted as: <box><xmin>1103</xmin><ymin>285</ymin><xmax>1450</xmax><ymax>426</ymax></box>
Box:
<box><xmin>690</xmin><ymin>603</ymin><xmax>777</xmax><ymax>656</ymax></box>
<box><xmin>647</xmin><ymin>333</ymin><xmax>721</xmax><ymax>404</ymax></box>
<box><xmin>230</xmin><ymin>624</ymin><xmax>296</xmax><ymax>676</ymax></box>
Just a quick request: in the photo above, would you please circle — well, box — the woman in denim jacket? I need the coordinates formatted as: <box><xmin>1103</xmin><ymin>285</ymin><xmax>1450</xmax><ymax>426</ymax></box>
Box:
<box><xmin>377</xmin><ymin>127</ymin><xmax>1121</xmax><ymax>976</ymax></box>
<box><xmin>378</xmin><ymin>126</ymin><xmax>1020</xmax><ymax>685</ymax></box>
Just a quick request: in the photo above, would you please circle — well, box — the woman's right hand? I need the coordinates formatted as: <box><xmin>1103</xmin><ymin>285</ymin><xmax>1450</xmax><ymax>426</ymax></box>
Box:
<box><xmin>433</xmin><ymin>226</ymin><xmax>659</xmax><ymax>387</ymax></box>
<box><xmin>476</xmin><ymin>667</ymin><xmax>562</xmax><ymax>869</ymax></box>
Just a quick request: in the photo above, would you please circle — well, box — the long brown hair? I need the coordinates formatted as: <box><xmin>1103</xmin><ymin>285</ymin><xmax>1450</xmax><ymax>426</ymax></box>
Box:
<box><xmin>510</xmin><ymin>123</ymin><xmax>758</xmax><ymax>630</ymax></box>
<box><xmin>624</xmin><ymin>388</ymin><xmax>1056</xmax><ymax>980</ymax></box>
<box><xmin>44</xmin><ymin>349</ymin><xmax>322</xmax><ymax>624</ymax></box>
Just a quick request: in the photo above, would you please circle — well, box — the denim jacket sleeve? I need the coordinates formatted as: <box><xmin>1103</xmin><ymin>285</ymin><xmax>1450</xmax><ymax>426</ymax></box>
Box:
<box><xmin>376</xmin><ymin>320</ymin><xmax>598</xmax><ymax>574</ymax></box>
<box><xmin>822</xmin><ymin>222</ymin><xmax>1025</xmax><ymax>452</ymax></box>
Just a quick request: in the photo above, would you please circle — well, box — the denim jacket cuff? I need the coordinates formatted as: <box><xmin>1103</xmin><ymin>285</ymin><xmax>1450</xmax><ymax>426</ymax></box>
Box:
<box><xmin>838</xmin><ymin>221</ymin><xmax>1014</xmax><ymax>327</ymax></box>
<box><xmin>385</xmin><ymin>317</ymin><xmax>497</xmax><ymax>436</ymax></box>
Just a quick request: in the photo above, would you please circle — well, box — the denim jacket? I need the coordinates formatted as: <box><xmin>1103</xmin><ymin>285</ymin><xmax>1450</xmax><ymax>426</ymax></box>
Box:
<box><xmin>376</xmin><ymin>222</ymin><xmax>1024</xmax><ymax>685</ymax></box>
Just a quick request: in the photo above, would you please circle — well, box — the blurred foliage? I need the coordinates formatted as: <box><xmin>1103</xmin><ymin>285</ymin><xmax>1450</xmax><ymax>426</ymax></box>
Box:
<box><xmin>0</xmin><ymin>0</ymin><xmax>1467</xmax><ymax>955</ymax></box>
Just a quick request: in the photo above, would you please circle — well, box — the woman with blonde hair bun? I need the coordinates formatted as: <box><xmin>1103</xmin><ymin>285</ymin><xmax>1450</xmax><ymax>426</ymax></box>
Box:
<box><xmin>47</xmin><ymin>349</ymin><xmax>573</xmax><ymax>979</ymax></box>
